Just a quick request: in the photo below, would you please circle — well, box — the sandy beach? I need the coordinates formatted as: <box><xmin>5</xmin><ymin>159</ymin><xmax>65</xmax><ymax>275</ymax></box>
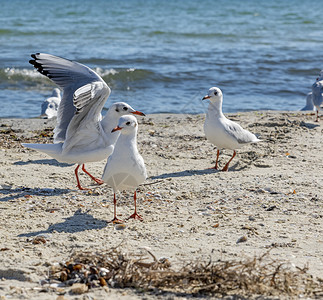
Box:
<box><xmin>0</xmin><ymin>111</ymin><xmax>322</xmax><ymax>299</ymax></box>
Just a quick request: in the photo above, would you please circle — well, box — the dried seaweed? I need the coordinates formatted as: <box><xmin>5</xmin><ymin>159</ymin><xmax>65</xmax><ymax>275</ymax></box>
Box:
<box><xmin>50</xmin><ymin>247</ymin><xmax>323</xmax><ymax>298</ymax></box>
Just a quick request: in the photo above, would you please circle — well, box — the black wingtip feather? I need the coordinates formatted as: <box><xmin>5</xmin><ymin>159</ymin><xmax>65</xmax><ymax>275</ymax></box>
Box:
<box><xmin>29</xmin><ymin>58</ymin><xmax>50</xmax><ymax>78</ymax></box>
<box><xmin>33</xmin><ymin>61</ymin><xmax>42</xmax><ymax>68</ymax></box>
<box><xmin>31</xmin><ymin>54</ymin><xmax>36</xmax><ymax>59</ymax></box>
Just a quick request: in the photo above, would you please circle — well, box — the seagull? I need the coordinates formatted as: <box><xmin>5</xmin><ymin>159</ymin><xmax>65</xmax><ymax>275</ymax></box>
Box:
<box><xmin>40</xmin><ymin>88</ymin><xmax>61</xmax><ymax>119</ymax></box>
<box><xmin>202</xmin><ymin>87</ymin><xmax>260</xmax><ymax>171</ymax></box>
<box><xmin>301</xmin><ymin>69</ymin><xmax>323</xmax><ymax>112</ymax></box>
<box><xmin>311</xmin><ymin>80</ymin><xmax>323</xmax><ymax>122</ymax></box>
<box><xmin>300</xmin><ymin>92</ymin><xmax>315</xmax><ymax>111</ymax></box>
<box><xmin>102</xmin><ymin>115</ymin><xmax>147</xmax><ymax>223</ymax></box>
<box><xmin>22</xmin><ymin>53</ymin><xmax>145</xmax><ymax>190</ymax></box>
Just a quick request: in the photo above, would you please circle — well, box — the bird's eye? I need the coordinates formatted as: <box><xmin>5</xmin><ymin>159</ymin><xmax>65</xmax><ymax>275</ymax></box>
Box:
<box><xmin>126</xmin><ymin>121</ymin><xmax>131</xmax><ymax>125</ymax></box>
<box><xmin>123</xmin><ymin>107</ymin><xmax>128</xmax><ymax>111</ymax></box>
<box><xmin>49</xmin><ymin>104</ymin><xmax>53</xmax><ymax>108</ymax></box>
<box><xmin>214</xmin><ymin>91</ymin><xmax>218</xmax><ymax>95</ymax></box>
<box><xmin>115</xmin><ymin>108</ymin><xmax>119</xmax><ymax>112</ymax></box>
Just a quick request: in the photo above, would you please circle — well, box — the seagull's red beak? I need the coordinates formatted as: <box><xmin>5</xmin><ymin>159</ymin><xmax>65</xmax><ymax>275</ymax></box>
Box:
<box><xmin>131</xmin><ymin>110</ymin><xmax>146</xmax><ymax>116</ymax></box>
<box><xmin>111</xmin><ymin>126</ymin><xmax>123</xmax><ymax>133</ymax></box>
<box><xmin>202</xmin><ymin>95</ymin><xmax>210</xmax><ymax>100</ymax></box>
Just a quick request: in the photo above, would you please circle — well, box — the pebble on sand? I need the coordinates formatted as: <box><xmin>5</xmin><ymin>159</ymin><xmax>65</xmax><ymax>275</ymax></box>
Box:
<box><xmin>236</xmin><ymin>236</ymin><xmax>248</xmax><ymax>244</ymax></box>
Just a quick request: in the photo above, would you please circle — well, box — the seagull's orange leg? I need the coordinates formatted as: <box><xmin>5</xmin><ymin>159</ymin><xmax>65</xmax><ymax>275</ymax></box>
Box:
<box><xmin>215</xmin><ymin>149</ymin><xmax>220</xmax><ymax>169</ymax></box>
<box><xmin>128</xmin><ymin>191</ymin><xmax>143</xmax><ymax>221</ymax></box>
<box><xmin>81</xmin><ymin>164</ymin><xmax>104</xmax><ymax>185</ymax></box>
<box><xmin>208</xmin><ymin>149</ymin><xmax>220</xmax><ymax>169</ymax></box>
<box><xmin>222</xmin><ymin>150</ymin><xmax>236</xmax><ymax>171</ymax></box>
<box><xmin>108</xmin><ymin>193</ymin><xmax>124</xmax><ymax>223</ymax></box>
<box><xmin>74</xmin><ymin>164</ymin><xmax>89</xmax><ymax>190</ymax></box>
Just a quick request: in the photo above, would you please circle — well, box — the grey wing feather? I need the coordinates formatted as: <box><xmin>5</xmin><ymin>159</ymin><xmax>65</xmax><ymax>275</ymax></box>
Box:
<box><xmin>54</xmin><ymin>92</ymin><xmax>76</xmax><ymax>143</ymax></box>
<box><xmin>62</xmin><ymin>81</ymin><xmax>111</xmax><ymax>153</ymax></box>
<box><xmin>225</xmin><ymin>122</ymin><xmax>258</xmax><ymax>144</ymax></box>
<box><xmin>29</xmin><ymin>53</ymin><xmax>108</xmax><ymax>143</ymax></box>
<box><xmin>74</xmin><ymin>84</ymin><xmax>93</xmax><ymax>112</ymax></box>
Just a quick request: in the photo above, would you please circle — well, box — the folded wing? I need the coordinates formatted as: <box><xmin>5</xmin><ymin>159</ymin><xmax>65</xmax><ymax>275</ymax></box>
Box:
<box><xmin>225</xmin><ymin>122</ymin><xmax>260</xmax><ymax>144</ymax></box>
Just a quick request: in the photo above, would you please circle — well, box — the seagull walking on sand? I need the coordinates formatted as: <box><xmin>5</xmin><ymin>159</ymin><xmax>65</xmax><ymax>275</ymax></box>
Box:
<box><xmin>40</xmin><ymin>88</ymin><xmax>61</xmax><ymax>119</ymax></box>
<box><xmin>311</xmin><ymin>80</ymin><xmax>323</xmax><ymax>122</ymax></box>
<box><xmin>22</xmin><ymin>53</ymin><xmax>145</xmax><ymax>190</ymax></box>
<box><xmin>202</xmin><ymin>87</ymin><xmax>260</xmax><ymax>171</ymax></box>
<box><xmin>102</xmin><ymin>115</ymin><xmax>147</xmax><ymax>223</ymax></box>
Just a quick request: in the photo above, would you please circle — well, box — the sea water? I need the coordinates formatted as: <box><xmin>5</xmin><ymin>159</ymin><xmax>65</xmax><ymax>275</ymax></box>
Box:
<box><xmin>0</xmin><ymin>0</ymin><xmax>322</xmax><ymax>118</ymax></box>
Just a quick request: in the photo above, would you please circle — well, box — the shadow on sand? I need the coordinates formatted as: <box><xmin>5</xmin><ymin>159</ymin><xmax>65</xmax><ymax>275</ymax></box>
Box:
<box><xmin>0</xmin><ymin>187</ymin><xmax>71</xmax><ymax>202</ymax></box>
<box><xmin>18</xmin><ymin>209</ymin><xmax>107</xmax><ymax>237</ymax></box>
<box><xmin>150</xmin><ymin>163</ymin><xmax>246</xmax><ymax>180</ymax></box>
<box><xmin>14</xmin><ymin>159</ymin><xmax>72</xmax><ymax>167</ymax></box>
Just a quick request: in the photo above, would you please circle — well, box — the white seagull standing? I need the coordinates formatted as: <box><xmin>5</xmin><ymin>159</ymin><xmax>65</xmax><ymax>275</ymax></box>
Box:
<box><xmin>311</xmin><ymin>80</ymin><xmax>323</xmax><ymax>122</ymax></box>
<box><xmin>102</xmin><ymin>115</ymin><xmax>147</xmax><ymax>223</ymax></box>
<box><xmin>22</xmin><ymin>53</ymin><xmax>145</xmax><ymax>190</ymax></box>
<box><xmin>40</xmin><ymin>88</ymin><xmax>61</xmax><ymax>119</ymax></box>
<box><xmin>202</xmin><ymin>87</ymin><xmax>260</xmax><ymax>171</ymax></box>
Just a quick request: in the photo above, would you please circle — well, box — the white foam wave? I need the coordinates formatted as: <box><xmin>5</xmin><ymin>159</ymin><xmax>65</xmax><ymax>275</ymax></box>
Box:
<box><xmin>93</xmin><ymin>67</ymin><xmax>136</xmax><ymax>77</ymax></box>
<box><xmin>4</xmin><ymin>67</ymin><xmax>43</xmax><ymax>79</ymax></box>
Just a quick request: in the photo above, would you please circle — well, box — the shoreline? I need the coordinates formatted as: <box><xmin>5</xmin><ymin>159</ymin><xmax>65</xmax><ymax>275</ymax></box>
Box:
<box><xmin>0</xmin><ymin>110</ymin><xmax>322</xmax><ymax>299</ymax></box>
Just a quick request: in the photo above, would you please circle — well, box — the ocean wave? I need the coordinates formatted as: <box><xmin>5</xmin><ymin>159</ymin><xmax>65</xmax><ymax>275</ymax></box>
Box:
<box><xmin>0</xmin><ymin>67</ymin><xmax>164</xmax><ymax>88</ymax></box>
<box><xmin>96</xmin><ymin>68</ymin><xmax>161</xmax><ymax>83</ymax></box>
<box><xmin>0</xmin><ymin>68</ymin><xmax>45</xmax><ymax>84</ymax></box>
<box><xmin>0</xmin><ymin>29</ymin><xmax>14</xmax><ymax>35</ymax></box>
<box><xmin>148</xmin><ymin>30</ymin><xmax>237</xmax><ymax>39</ymax></box>
<box><xmin>0</xmin><ymin>28</ymin><xmax>63</xmax><ymax>36</ymax></box>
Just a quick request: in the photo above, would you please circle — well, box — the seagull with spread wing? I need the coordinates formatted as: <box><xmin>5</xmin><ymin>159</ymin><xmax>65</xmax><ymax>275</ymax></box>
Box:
<box><xmin>22</xmin><ymin>53</ymin><xmax>145</xmax><ymax>190</ymax></box>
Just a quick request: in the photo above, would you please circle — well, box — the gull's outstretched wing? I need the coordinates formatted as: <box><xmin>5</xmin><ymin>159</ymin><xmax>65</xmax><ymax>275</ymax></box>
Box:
<box><xmin>29</xmin><ymin>53</ymin><xmax>111</xmax><ymax>143</ymax></box>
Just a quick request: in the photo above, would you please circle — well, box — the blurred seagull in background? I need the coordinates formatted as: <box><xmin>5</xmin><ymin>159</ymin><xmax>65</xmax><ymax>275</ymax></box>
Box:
<box><xmin>316</xmin><ymin>70</ymin><xmax>323</xmax><ymax>81</ymax></box>
<box><xmin>300</xmin><ymin>92</ymin><xmax>315</xmax><ymax>111</ymax></box>
<box><xmin>40</xmin><ymin>88</ymin><xmax>61</xmax><ymax>119</ymax></box>
<box><xmin>301</xmin><ymin>69</ymin><xmax>323</xmax><ymax>112</ymax></box>
<box><xmin>311</xmin><ymin>80</ymin><xmax>323</xmax><ymax>122</ymax></box>
<box><xmin>22</xmin><ymin>53</ymin><xmax>145</xmax><ymax>190</ymax></box>
<box><xmin>202</xmin><ymin>87</ymin><xmax>260</xmax><ymax>171</ymax></box>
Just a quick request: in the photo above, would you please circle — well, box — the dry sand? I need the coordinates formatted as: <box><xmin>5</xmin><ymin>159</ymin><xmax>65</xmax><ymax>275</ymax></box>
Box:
<box><xmin>0</xmin><ymin>111</ymin><xmax>322</xmax><ymax>299</ymax></box>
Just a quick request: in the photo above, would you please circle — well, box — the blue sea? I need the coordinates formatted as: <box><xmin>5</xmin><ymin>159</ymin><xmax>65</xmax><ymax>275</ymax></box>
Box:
<box><xmin>0</xmin><ymin>0</ymin><xmax>322</xmax><ymax>118</ymax></box>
